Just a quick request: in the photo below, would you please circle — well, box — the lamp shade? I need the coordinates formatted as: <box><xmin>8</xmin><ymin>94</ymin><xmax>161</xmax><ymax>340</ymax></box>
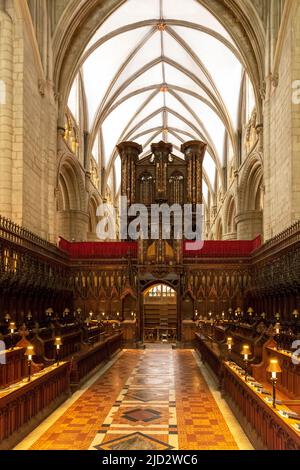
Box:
<box><xmin>292</xmin><ymin>309</ymin><xmax>299</xmax><ymax>317</ymax></box>
<box><xmin>54</xmin><ymin>337</ymin><xmax>62</xmax><ymax>347</ymax></box>
<box><xmin>274</xmin><ymin>322</ymin><xmax>281</xmax><ymax>334</ymax></box>
<box><xmin>247</xmin><ymin>307</ymin><xmax>254</xmax><ymax>315</ymax></box>
<box><xmin>9</xmin><ymin>322</ymin><xmax>16</xmax><ymax>331</ymax></box>
<box><xmin>267</xmin><ymin>359</ymin><xmax>282</xmax><ymax>374</ymax></box>
<box><xmin>226</xmin><ymin>337</ymin><xmax>234</xmax><ymax>346</ymax></box>
<box><xmin>25</xmin><ymin>344</ymin><xmax>35</xmax><ymax>357</ymax></box>
<box><xmin>241</xmin><ymin>345</ymin><xmax>251</xmax><ymax>357</ymax></box>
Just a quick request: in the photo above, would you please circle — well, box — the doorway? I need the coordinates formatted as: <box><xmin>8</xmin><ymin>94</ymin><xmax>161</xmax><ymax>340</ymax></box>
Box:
<box><xmin>143</xmin><ymin>284</ymin><xmax>177</xmax><ymax>343</ymax></box>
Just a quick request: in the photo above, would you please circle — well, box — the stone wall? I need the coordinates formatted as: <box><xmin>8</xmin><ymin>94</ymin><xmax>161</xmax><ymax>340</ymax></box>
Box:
<box><xmin>0</xmin><ymin>0</ymin><xmax>299</xmax><ymax>244</ymax></box>
<box><xmin>263</xmin><ymin>12</ymin><xmax>293</xmax><ymax>240</ymax></box>
<box><xmin>292</xmin><ymin>4</ymin><xmax>300</xmax><ymax>222</ymax></box>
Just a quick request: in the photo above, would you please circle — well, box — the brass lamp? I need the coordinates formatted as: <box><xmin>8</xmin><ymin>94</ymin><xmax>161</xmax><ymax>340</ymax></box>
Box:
<box><xmin>226</xmin><ymin>337</ymin><xmax>234</xmax><ymax>360</ymax></box>
<box><xmin>46</xmin><ymin>308</ymin><xmax>54</xmax><ymax>318</ymax></box>
<box><xmin>247</xmin><ymin>307</ymin><xmax>254</xmax><ymax>318</ymax></box>
<box><xmin>273</xmin><ymin>322</ymin><xmax>281</xmax><ymax>351</ymax></box>
<box><xmin>274</xmin><ymin>322</ymin><xmax>281</xmax><ymax>335</ymax></box>
<box><xmin>241</xmin><ymin>344</ymin><xmax>251</xmax><ymax>382</ymax></box>
<box><xmin>267</xmin><ymin>359</ymin><xmax>282</xmax><ymax>409</ymax></box>
<box><xmin>63</xmin><ymin>308</ymin><xmax>70</xmax><ymax>318</ymax></box>
<box><xmin>9</xmin><ymin>322</ymin><xmax>16</xmax><ymax>350</ymax></box>
<box><xmin>25</xmin><ymin>344</ymin><xmax>35</xmax><ymax>382</ymax></box>
<box><xmin>292</xmin><ymin>309</ymin><xmax>299</xmax><ymax>320</ymax></box>
<box><xmin>226</xmin><ymin>337</ymin><xmax>234</xmax><ymax>350</ymax></box>
<box><xmin>54</xmin><ymin>337</ymin><xmax>63</xmax><ymax>366</ymax></box>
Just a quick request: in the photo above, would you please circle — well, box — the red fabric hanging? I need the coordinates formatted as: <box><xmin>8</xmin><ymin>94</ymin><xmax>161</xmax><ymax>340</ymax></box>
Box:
<box><xmin>183</xmin><ymin>236</ymin><xmax>261</xmax><ymax>257</ymax></box>
<box><xmin>59</xmin><ymin>236</ymin><xmax>261</xmax><ymax>259</ymax></box>
<box><xmin>59</xmin><ymin>238</ymin><xmax>138</xmax><ymax>259</ymax></box>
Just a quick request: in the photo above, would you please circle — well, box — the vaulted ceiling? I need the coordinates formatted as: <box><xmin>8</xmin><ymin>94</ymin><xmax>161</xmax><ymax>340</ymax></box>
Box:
<box><xmin>67</xmin><ymin>0</ymin><xmax>256</xmax><ymax>202</ymax></box>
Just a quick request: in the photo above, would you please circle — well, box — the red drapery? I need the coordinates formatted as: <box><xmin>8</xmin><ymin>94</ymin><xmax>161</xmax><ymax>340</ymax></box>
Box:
<box><xmin>59</xmin><ymin>238</ymin><xmax>138</xmax><ymax>259</ymax></box>
<box><xmin>59</xmin><ymin>236</ymin><xmax>261</xmax><ymax>259</ymax></box>
<box><xmin>183</xmin><ymin>236</ymin><xmax>262</xmax><ymax>257</ymax></box>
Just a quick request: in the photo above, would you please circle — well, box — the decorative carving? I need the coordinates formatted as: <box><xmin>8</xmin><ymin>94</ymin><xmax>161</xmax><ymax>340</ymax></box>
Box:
<box><xmin>245</xmin><ymin>108</ymin><xmax>258</xmax><ymax>153</ymax></box>
<box><xmin>38</xmin><ymin>79</ymin><xmax>46</xmax><ymax>97</ymax></box>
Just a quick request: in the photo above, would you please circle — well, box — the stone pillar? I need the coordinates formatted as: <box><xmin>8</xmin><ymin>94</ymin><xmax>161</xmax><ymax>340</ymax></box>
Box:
<box><xmin>236</xmin><ymin>210</ymin><xmax>263</xmax><ymax>240</ymax></box>
<box><xmin>222</xmin><ymin>232</ymin><xmax>237</xmax><ymax>241</ymax></box>
<box><xmin>117</xmin><ymin>141</ymin><xmax>142</xmax><ymax>205</ymax></box>
<box><xmin>57</xmin><ymin>210</ymin><xmax>89</xmax><ymax>241</ymax></box>
<box><xmin>0</xmin><ymin>10</ymin><xmax>13</xmax><ymax>218</ymax></box>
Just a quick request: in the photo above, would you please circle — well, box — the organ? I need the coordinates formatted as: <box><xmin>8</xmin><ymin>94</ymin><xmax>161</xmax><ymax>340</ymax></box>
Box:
<box><xmin>0</xmin><ymin>145</ymin><xmax>300</xmax><ymax>449</ymax></box>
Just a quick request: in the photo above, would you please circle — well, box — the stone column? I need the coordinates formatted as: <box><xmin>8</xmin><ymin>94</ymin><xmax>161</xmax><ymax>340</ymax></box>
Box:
<box><xmin>57</xmin><ymin>210</ymin><xmax>89</xmax><ymax>241</ymax></box>
<box><xmin>236</xmin><ymin>210</ymin><xmax>263</xmax><ymax>240</ymax></box>
<box><xmin>0</xmin><ymin>10</ymin><xmax>13</xmax><ymax>218</ymax></box>
<box><xmin>222</xmin><ymin>232</ymin><xmax>238</xmax><ymax>241</ymax></box>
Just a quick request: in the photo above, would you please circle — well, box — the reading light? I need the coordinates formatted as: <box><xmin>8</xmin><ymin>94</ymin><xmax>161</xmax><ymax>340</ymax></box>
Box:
<box><xmin>54</xmin><ymin>337</ymin><xmax>63</xmax><ymax>366</ymax></box>
<box><xmin>267</xmin><ymin>359</ymin><xmax>282</xmax><ymax>408</ymax></box>
<box><xmin>9</xmin><ymin>322</ymin><xmax>16</xmax><ymax>350</ymax></box>
<box><xmin>241</xmin><ymin>345</ymin><xmax>251</xmax><ymax>382</ymax></box>
<box><xmin>25</xmin><ymin>344</ymin><xmax>35</xmax><ymax>382</ymax></box>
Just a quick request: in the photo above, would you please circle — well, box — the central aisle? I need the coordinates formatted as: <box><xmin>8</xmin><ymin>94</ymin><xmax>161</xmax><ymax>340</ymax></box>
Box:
<box><xmin>21</xmin><ymin>350</ymin><xmax>250</xmax><ymax>450</ymax></box>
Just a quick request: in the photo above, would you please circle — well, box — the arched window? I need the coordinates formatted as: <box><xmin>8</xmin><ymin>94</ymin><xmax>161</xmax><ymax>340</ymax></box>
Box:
<box><xmin>146</xmin><ymin>284</ymin><xmax>176</xmax><ymax>298</ymax></box>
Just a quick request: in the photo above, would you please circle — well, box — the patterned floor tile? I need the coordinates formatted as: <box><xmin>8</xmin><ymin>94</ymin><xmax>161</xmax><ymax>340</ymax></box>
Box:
<box><xmin>29</xmin><ymin>350</ymin><xmax>240</xmax><ymax>450</ymax></box>
<box><xmin>95</xmin><ymin>432</ymin><xmax>174</xmax><ymax>451</ymax></box>
<box><xmin>122</xmin><ymin>408</ymin><xmax>162</xmax><ymax>423</ymax></box>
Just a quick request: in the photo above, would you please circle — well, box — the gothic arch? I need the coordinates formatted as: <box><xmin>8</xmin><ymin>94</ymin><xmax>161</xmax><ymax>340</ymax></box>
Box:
<box><xmin>223</xmin><ymin>194</ymin><xmax>237</xmax><ymax>237</ymax></box>
<box><xmin>239</xmin><ymin>153</ymin><xmax>263</xmax><ymax>212</ymax></box>
<box><xmin>215</xmin><ymin>218</ymin><xmax>223</xmax><ymax>240</ymax></box>
<box><xmin>53</xmin><ymin>0</ymin><xmax>265</xmax><ymax>129</ymax></box>
<box><xmin>57</xmin><ymin>154</ymin><xmax>86</xmax><ymax>211</ymax></box>
<box><xmin>88</xmin><ymin>192</ymin><xmax>102</xmax><ymax>239</ymax></box>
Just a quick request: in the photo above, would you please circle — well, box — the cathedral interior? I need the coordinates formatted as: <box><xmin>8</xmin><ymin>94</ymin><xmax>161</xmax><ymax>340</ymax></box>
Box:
<box><xmin>0</xmin><ymin>0</ymin><xmax>300</xmax><ymax>453</ymax></box>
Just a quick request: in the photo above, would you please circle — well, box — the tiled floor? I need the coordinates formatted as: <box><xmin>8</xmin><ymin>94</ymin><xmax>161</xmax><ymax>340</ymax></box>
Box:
<box><xmin>15</xmin><ymin>350</ymin><xmax>252</xmax><ymax>450</ymax></box>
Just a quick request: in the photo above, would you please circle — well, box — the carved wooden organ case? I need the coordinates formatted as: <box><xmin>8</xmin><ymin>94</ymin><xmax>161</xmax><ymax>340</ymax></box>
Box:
<box><xmin>117</xmin><ymin>140</ymin><xmax>206</xmax><ymax>265</ymax></box>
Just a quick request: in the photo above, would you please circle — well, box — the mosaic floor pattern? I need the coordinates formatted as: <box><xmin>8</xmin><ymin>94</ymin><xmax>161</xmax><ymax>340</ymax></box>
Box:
<box><xmin>29</xmin><ymin>350</ymin><xmax>240</xmax><ymax>450</ymax></box>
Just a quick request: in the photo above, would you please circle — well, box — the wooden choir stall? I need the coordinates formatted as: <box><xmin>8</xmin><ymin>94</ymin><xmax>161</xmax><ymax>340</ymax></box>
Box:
<box><xmin>0</xmin><ymin>317</ymin><xmax>123</xmax><ymax>449</ymax></box>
